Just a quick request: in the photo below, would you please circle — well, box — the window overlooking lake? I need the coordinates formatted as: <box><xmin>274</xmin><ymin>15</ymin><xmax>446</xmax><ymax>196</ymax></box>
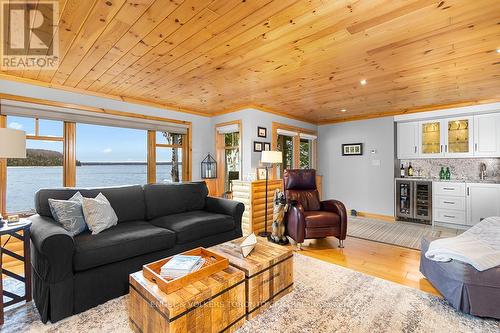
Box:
<box><xmin>76</xmin><ymin>124</ymin><xmax>147</xmax><ymax>188</ymax></box>
<box><xmin>156</xmin><ymin>131</ymin><xmax>184</xmax><ymax>183</ymax></box>
<box><xmin>6</xmin><ymin>116</ymin><xmax>63</xmax><ymax>213</ymax></box>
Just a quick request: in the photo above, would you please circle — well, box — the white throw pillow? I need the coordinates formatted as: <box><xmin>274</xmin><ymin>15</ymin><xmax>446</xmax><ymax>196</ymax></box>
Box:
<box><xmin>82</xmin><ymin>193</ymin><xmax>118</xmax><ymax>235</ymax></box>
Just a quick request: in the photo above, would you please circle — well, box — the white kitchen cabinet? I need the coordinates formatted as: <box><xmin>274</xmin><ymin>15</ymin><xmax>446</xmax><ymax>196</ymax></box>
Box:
<box><xmin>466</xmin><ymin>183</ymin><xmax>500</xmax><ymax>226</ymax></box>
<box><xmin>419</xmin><ymin>120</ymin><xmax>444</xmax><ymax>157</ymax></box>
<box><xmin>397</xmin><ymin>122</ymin><xmax>419</xmax><ymax>159</ymax></box>
<box><xmin>474</xmin><ymin>113</ymin><xmax>500</xmax><ymax>157</ymax></box>
<box><xmin>444</xmin><ymin>116</ymin><xmax>474</xmax><ymax>157</ymax></box>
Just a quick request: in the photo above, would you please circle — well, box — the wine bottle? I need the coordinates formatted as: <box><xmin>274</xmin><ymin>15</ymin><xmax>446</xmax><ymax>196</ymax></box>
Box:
<box><xmin>408</xmin><ymin>163</ymin><xmax>413</xmax><ymax>177</ymax></box>
<box><xmin>439</xmin><ymin>167</ymin><xmax>445</xmax><ymax>180</ymax></box>
<box><xmin>445</xmin><ymin>167</ymin><xmax>451</xmax><ymax>180</ymax></box>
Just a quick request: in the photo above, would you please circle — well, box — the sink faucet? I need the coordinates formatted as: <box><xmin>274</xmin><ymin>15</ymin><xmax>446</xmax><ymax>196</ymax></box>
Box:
<box><xmin>480</xmin><ymin>163</ymin><xmax>487</xmax><ymax>180</ymax></box>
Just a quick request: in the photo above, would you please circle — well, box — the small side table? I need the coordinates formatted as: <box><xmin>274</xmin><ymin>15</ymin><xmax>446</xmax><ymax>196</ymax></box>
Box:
<box><xmin>0</xmin><ymin>219</ymin><xmax>32</xmax><ymax>325</ymax></box>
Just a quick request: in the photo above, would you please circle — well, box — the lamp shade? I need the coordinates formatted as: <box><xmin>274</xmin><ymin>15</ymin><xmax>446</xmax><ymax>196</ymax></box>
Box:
<box><xmin>261</xmin><ymin>150</ymin><xmax>282</xmax><ymax>164</ymax></box>
<box><xmin>0</xmin><ymin>128</ymin><xmax>26</xmax><ymax>158</ymax></box>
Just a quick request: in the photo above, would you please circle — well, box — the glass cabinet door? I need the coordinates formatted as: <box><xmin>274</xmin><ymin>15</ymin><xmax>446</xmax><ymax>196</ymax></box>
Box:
<box><xmin>447</xmin><ymin>118</ymin><xmax>471</xmax><ymax>154</ymax></box>
<box><xmin>421</xmin><ymin>121</ymin><xmax>441</xmax><ymax>155</ymax></box>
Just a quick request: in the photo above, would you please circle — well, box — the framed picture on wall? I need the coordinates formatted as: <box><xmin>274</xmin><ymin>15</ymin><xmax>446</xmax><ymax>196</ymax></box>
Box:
<box><xmin>256</xmin><ymin>167</ymin><xmax>267</xmax><ymax>180</ymax></box>
<box><xmin>257</xmin><ymin>126</ymin><xmax>267</xmax><ymax>138</ymax></box>
<box><xmin>263</xmin><ymin>142</ymin><xmax>271</xmax><ymax>151</ymax></box>
<box><xmin>342</xmin><ymin>143</ymin><xmax>363</xmax><ymax>156</ymax></box>
<box><xmin>253</xmin><ymin>141</ymin><xmax>263</xmax><ymax>152</ymax></box>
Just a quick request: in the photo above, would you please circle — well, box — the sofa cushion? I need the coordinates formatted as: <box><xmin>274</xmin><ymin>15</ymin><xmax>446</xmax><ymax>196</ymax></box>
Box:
<box><xmin>35</xmin><ymin>185</ymin><xmax>146</xmax><ymax>223</ymax></box>
<box><xmin>304</xmin><ymin>211</ymin><xmax>340</xmax><ymax>228</ymax></box>
<box><xmin>149</xmin><ymin>210</ymin><xmax>235</xmax><ymax>244</ymax></box>
<box><xmin>73</xmin><ymin>220</ymin><xmax>175</xmax><ymax>271</ymax></box>
<box><xmin>143</xmin><ymin>182</ymin><xmax>208</xmax><ymax>220</ymax></box>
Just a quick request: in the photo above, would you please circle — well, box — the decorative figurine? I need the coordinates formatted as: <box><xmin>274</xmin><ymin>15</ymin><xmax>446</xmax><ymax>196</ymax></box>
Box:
<box><xmin>270</xmin><ymin>189</ymin><xmax>289</xmax><ymax>245</ymax></box>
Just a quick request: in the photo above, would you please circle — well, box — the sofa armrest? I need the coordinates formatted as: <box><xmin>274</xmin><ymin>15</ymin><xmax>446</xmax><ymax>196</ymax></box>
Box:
<box><xmin>285</xmin><ymin>201</ymin><xmax>306</xmax><ymax>243</ymax></box>
<box><xmin>321</xmin><ymin>199</ymin><xmax>347</xmax><ymax>240</ymax></box>
<box><xmin>30</xmin><ymin>214</ymin><xmax>75</xmax><ymax>283</ymax></box>
<box><xmin>205</xmin><ymin>196</ymin><xmax>245</xmax><ymax>233</ymax></box>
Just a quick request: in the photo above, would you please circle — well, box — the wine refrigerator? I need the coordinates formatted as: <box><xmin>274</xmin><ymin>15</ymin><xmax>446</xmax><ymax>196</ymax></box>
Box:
<box><xmin>395</xmin><ymin>179</ymin><xmax>432</xmax><ymax>224</ymax></box>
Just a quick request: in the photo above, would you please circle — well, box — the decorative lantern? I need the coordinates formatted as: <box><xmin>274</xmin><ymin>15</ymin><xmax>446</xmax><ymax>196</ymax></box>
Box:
<box><xmin>201</xmin><ymin>154</ymin><xmax>217</xmax><ymax>179</ymax></box>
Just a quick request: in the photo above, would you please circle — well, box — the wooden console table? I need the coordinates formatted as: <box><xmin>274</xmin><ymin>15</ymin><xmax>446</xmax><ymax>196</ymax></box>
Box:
<box><xmin>0</xmin><ymin>219</ymin><xmax>32</xmax><ymax>325</ymax></box>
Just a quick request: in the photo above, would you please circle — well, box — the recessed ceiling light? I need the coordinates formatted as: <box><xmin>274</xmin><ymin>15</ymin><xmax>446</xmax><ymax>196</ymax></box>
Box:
<box><xmin>497</xmin><ymin>48</ymin><xmax>500</xmax><ymax>53</ymax></box>
<box><xmin>360</xmin><ymin>79</ymin><xmax>367</xmax><ymax>85</ymax></box>
<box><xmin>340</xmin><ymin>109</ymin><xmax>347</xmax><ymax>112</ymax></box>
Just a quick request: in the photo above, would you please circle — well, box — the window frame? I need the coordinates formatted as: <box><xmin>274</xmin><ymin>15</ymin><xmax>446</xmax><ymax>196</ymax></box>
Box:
<box><xmin>215</xmin><ymin>120</ymin><xmax>242</xmax><ymax>196</ymax></box>
<box><xmin>149</xmin><ymin>130</ymin><xmax>190</xmax><ymax>183</ymax></box>
<box><xmin>271</xmin><ymin>122</ymin><xmax>317</xmax><ymax>179</ymax></box>
<box><xmin>0</xmin><ymin>101</ymin><xmax>192</xmax><ymax>216</ymax></box>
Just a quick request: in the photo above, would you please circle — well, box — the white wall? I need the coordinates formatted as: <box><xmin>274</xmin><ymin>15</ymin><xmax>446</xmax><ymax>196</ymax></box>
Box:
<box><xmin>0</xmin><ymin>79</ymin><xmax>214</xmax><ymax>180</ymax></box>
<box><xmin>318</xmin><ymin>116</ymin><xmax>395</xmax><ymax>216</ymax></box>
<box><xmin>212</xmin><ymin>109</ymin><xmax>317</xmax><ymax>178</ymax></box>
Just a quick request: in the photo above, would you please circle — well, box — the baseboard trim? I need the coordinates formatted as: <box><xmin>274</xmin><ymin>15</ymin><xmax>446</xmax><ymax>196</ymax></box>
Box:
<box><xmin>351</xmin><ymin>211</ymin><xmax>395</xmax><ymax>222</ymax></box>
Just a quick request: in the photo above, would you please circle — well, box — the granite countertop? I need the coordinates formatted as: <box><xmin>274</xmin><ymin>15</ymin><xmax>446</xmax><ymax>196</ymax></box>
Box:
<box><xmin>394</xmin><ymin>177</ymin><xmax>500</xmax><ymax>184</ymax></box>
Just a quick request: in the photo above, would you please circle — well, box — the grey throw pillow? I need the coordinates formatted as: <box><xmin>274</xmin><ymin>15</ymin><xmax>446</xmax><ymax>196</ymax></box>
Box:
<box><xmin>48</xmin><ymin>192</ymin><xmax>87</xmax><ymax>236</ymax></box>
<box><xmin>82</xmin><ymin>193</ymin><xmax>118</xmax><ymax>235</ymax></box>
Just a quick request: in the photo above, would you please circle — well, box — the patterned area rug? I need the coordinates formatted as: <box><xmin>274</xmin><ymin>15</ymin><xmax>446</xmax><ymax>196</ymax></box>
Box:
<box><xmin>347</xmin><ymin>216</ymin><xmax>461</xmax><ymax>250</ymax></box>
<box><xmin>2</xmin><ymin>254</ymin><xmax>498</xmax><ymax>333</ymax></box>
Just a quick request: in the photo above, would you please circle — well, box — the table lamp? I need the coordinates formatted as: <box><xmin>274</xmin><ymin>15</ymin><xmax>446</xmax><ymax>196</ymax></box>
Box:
<box><xmin>0</xmin><ymin>128</ymin><xmax>26</xmax><ymax>223</ymax></box>
<box><xmin>258</xmin><ymin>150</ymin><xmax>282</xmax><ymax>238</ymax></box>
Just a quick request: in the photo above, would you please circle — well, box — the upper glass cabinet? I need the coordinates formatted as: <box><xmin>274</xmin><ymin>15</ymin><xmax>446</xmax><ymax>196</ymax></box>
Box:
<box><xmin>447</xmin><ymin>118</ymin><xmax>471</xmax><ymax>155</ymax></box>
<box><xmin>421</xmin><ymin>121</ymin><xmax>441</xmax><ymax>155</ymax></box>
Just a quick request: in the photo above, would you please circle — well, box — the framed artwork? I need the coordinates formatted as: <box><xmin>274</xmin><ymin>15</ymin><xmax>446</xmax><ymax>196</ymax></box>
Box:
<box><xmin>263</xmin><ymin>142</ymin><xmax>271</xmax><ymax>151</ymax></box>
<box><xmin>256</xmin><ymin>167</ymin><xmax>267</xmax><ymax>180</ymax></box>
<box><xmin>257</xmin><ymin>126</ymin><xmax>267</xmax><ymax>138</ymax></box>
<box><xmin>342</xmin><ymin>143</ymin><xmax>363</xmax><ymax>156</ymax></box>
<box><xmin>253</xmin><ymin>141</ymin><xmax>263</xmax><ymax>152</ymax></box>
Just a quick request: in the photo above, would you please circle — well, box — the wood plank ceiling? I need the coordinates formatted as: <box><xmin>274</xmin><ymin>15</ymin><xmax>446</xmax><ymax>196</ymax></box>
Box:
<box><xmin>1</xmin><ymin>0</ymin><xmax>499</xmax><ymax>123</ymax></box>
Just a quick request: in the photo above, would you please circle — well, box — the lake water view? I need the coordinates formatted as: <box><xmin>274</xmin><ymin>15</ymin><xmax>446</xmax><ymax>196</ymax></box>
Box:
<box><xmin>7</xmin><ymin>164</ymin><xmax>178</xmax><ymax>213</ymax></box>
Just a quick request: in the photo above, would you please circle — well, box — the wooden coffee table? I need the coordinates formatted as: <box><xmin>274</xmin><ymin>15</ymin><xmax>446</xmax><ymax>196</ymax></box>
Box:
<box><xmin>210</xmin><ymin>237</ymin><xmax>294</xmax><ymax>319</ymax></box>
<box><xmin>128</xmin><ymin>265</ymin><xmax>246</xmax><ymax>333</ymax></box>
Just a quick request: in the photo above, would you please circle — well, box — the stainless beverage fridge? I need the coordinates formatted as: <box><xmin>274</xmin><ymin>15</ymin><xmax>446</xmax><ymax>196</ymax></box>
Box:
<box><xmin>395</xmin><ymin>179</ymin><xmax>432</xmax><ymax>224</ymax></box>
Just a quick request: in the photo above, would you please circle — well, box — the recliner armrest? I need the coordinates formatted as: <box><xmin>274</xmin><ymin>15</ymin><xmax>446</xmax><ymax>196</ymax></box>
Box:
<box><xmin>321</xmin><ymin>200</ymin><xmax>347</xmax><ymax>240</ymax></box>
<box><xmin>30</xmin><ymin>214</ymin><xmax>75</xmax><ymax>283</ymax></box>
<box><xmin>285</xmin><ymin>202</ymin><xmax>306</xmax><ymax>243</ymax></box>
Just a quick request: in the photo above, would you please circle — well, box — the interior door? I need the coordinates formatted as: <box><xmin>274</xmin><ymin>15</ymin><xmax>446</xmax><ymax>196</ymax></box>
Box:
<box><xmin>474</xmin><ymin>113</ymin><xmax>500</xmax><ymax>157</ymax></box>
<box><xmin>445</xmin><ymin>116</ymin><xmax>473</xmax><ymax>157</ymax></box>
<box><xmin>466</xmin><ymin>183</ymin><xmax>500</xmax><ymax>226</ymax></box>
<box><xmin>419</xmin><ymin>120</ymin><xmax>443</xmax><ymax>157</ymax></box>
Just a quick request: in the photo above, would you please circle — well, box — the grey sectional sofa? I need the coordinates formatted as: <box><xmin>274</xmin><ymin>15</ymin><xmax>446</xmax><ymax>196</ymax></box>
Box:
<box><xmin>30</xmin><ymin>182</ymin><xmax>244</xmax><ymax>323</ymax></box>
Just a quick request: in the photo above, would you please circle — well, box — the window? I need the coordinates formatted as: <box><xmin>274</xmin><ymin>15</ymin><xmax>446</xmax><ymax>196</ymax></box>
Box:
<box><xmin>224</xmin><ymin>132</ymin><xmax>240</xmax><ymax>192</ymax></box>
<box><xmin>155</xmin><ymin>131</ymin><xmax>185</xmax><ymax>183</ymax></box>
<box><xmin>272</xmin><ymin>123</ymin><xmax>317</xmax><ymax>178</ymax></box>
<box><xmin>276</xmin><ymin>134</ymin><xmax>295</xmax><ymax>178</ymax></box>
<box><xmin>6</xmin><ymin>116</ymin><xmax>63</xmax><ymax>214</ymax></box>
<box><xmin>76</xmin><ymin>124</ymin><xmax>147</xmax><ymax>188</ymax></box>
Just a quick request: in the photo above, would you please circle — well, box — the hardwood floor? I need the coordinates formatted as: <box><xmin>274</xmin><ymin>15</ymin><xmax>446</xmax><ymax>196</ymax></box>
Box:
<box><xmin>2</xmin><ymin>235</ymin><xmax>440</xmax><ymax>298</ymax></box>
<box><xmin>290</xmin><ymin>236</ymin><xmax>440</xmax><ymax>297</ymax></box>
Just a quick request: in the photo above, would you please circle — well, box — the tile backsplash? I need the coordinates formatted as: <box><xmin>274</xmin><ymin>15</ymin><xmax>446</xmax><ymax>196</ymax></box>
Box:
<box><xmin>399</xmin><ymin>158</ymin><xmax>500</xmax><ymax>180</ymax></box>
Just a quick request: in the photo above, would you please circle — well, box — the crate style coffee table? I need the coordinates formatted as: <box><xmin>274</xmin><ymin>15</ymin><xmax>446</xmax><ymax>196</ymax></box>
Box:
<box><xmin>129</xmin><ymin>265</ymin><xmax>246</xmax><ymax>333</ymax></box>
<box><xmin>210</xmin><ymin>237</ymin><xmax>294</xmax><ymax>319</ymax></box>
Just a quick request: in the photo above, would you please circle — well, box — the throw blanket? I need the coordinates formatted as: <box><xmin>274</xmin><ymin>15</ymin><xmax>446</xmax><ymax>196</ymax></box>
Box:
<box><xmin>425</xmin><ymin>216</ymin><xmax>500</xmax><ymax>271</ymax></box>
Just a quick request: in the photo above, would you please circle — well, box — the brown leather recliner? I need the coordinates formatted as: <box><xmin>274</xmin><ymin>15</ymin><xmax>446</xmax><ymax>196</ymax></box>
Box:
<box><xmin>283</xmin><ymin>169</ymin><xmax>347</xmax><ymax>248</ymax></box>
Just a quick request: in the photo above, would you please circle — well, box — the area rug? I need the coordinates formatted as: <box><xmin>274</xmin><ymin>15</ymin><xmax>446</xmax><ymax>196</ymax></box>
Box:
<box><xmin>3</xmin><ymin>254</ymin><xmax>498</xmax><ymax>333</ymax></box>
<box><xmin>347</xmin><ymin>216</ymin><xmax>461</xmax><ymax>250</ymax></box>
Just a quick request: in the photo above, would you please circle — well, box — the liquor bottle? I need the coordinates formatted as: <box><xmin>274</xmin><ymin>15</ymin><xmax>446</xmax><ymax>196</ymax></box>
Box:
<box><xmin>445</xmin><ymin>167</ymin><xmax>451</xmax><ymax>180</ymax></box>
<box><xmin>439</xmin><ymin>167</ymin><xmax>445</xmax><ymax>180</ymax></box>
<box><xmin>408</xmin><ymin>163</ymin><xmax>413</xmax><ymax>177</ymax></box>
<box><xmin>400</xmin><ymin>164</ymin><xmax>405</xmax><ymax>178</ymax></box>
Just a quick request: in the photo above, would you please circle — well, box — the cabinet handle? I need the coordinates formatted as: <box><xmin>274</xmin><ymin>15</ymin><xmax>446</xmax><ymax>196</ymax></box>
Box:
<box><xmin>467</xmin><ymin>187</ymin><xmax>470</xmax><ymax>196</ymax></box>
<box><xmin>474</xmin><ymin>143</ymin><xmax>478</xmax><ymax>151</ymax></box>
<box><xmin>445</xmin><ymin>144</ymin><xmax>448</xmax><ymax>152</ymax></box>
<box><xmin>414</xmin><ymin>146</ymin><xmax>417</xmax><ymax>153</ymax></box>
<box><xmin>444</xmin><ymin>215</ymin><xmax>456</xmax><ymax>218</ymax></box>
<box><xmin>443</xmin><ymin>187</ymin><xmax>455</xmax><ymax>190</ymax></box>
<box><xmin>443</xmin><ymin>201</ymin><xmax>455</xmax><ymax>204</ymax></box>
<box><xmin>440</xmin><ymin>145</ymin><xmax>443</xmax><ymax>153</ymax></box>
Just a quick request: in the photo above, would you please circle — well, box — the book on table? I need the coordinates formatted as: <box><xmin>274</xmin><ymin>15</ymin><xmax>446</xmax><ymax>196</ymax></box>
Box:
<box><xmin>160</xmin><ymin>255</ymin><xmax>205</xmax><ymax>280</ymax></box>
